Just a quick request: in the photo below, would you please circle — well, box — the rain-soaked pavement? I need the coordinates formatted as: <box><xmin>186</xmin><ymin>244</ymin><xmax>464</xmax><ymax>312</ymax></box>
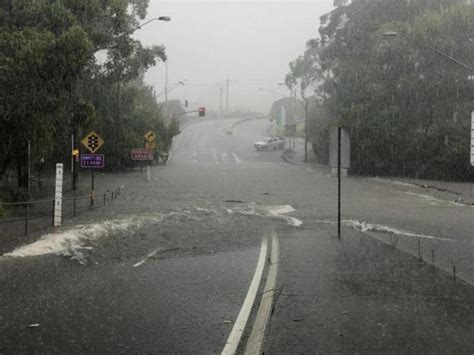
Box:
<box><xmin>0</xmin><ymin>117</ymin><xmax>473</xmax><ymax>353</ymax></box>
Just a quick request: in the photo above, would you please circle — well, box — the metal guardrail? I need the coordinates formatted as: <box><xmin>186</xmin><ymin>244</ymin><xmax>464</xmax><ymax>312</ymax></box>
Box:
<box><xmin>0</xmin><ymin>187</ymin><xmax>122</xmax><ymax>236</ymax></box>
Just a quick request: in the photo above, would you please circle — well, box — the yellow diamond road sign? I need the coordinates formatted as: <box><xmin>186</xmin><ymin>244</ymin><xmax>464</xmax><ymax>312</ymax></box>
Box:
<box><xmin>81</xmin><ymin>131</ymin><xmax>104</xmax><ymax>154</ymax></box>
<box><xmin>144</xmin><ymin>131</ymin><xmax>156</xmax><ymax>142</ymax></box>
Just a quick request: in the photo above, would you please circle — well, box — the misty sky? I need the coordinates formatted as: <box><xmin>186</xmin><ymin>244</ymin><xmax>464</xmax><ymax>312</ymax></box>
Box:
<box><xmin>134</xmin><ymin>1</ymin><xmax>335</xmax><ymax>114</ymax></box>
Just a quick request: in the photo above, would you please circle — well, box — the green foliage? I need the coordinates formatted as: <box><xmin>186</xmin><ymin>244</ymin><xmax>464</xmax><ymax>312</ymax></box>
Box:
<box><xmin>287</xmin><ymin>1</ymin><xmax>474</xmax><ymax>181</ymax></box>
<box><xmin>1</xmin><ymin>0</ymin><xmax>171</xmax><ymax>183</ymax></box>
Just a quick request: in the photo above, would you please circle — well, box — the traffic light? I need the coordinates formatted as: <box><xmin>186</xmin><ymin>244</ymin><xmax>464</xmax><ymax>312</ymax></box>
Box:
<box><xmin>198</xmin><ymin>107</ymin><xmax>206</xmax><ymax>117</ymax></box>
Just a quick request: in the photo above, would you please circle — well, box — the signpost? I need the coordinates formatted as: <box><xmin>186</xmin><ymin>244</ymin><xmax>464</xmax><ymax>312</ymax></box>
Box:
<box><xmin>471</xmin><ymin>112</ymin><xmax>474</xmax><ymax>167</ymax></box>
<box><xmin>54</xmin><ymin>163</ymin><xmax>63</xmax><ymax>227</ymax></box>
<box><xmin>141</xmin><ymin>131</ymin><xmax>157</xmax><ymax>182</ymax></box>
<box><xmin>81</xmin><ymin>131</ymin><xmax>104</xmax><ymax>154</ymax></box>
<box><xmin>81</xmin><ymin>131</ymin><xmax>105</xmax><ymax>207</ymax></box>
<box><xmin>131</xmin><ymin>149</ymin><xmax>154</xmax><ymax>161</ymax></box>
<box><xmin>80</xmin><ymin>154</ymin><xmax>105</xmax><ymax>168</ymax></box>
<box><xmin>144</xmin><ymin>131</ymin><xmax>156</xmax><ymax>142</ymax></box>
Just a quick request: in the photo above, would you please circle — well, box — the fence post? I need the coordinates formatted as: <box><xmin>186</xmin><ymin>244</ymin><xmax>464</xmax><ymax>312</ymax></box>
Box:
<box><xmin>103</xmin><ymin>194</ymin><xmax>106</xmax><ymax>206</ymax></box>
<box><xmin>90</xmin><ymin>195</ymin><xmax>93</xmax><ymax>210</ymax></box>
<box><xmin>24</xmin><ymin>202</ymin><xmax>29</xmax><ymax>236</ymax></box>
<box><xmin>73</xmin><ymin>197</ymin><xmax>76</xmax><ymax>217</ymax></box>
<box><xmin>111</xmin><ymin>191</ymin><xmax>114</xmax><ymax>201</ymax></box>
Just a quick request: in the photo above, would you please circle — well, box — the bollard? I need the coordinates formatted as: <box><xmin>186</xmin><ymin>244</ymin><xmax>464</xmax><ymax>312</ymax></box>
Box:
<box><xmin>103</xmin><ymin>193</ymin><xmax>106</xmax><ymax>206</ymax></box>
<box><xmin>24</xmin><ymin>202</ymin><xmax>29</xmax><ymax>236</ymax></box>
<box><xmin>73</xmin><ymin>197</ymin><xmax>76</xmax><ymax>217</ymax></box>
<box><xmin>111</xmin><ymin>191</ymin><xmax>114</xmax><ymax>201</ymax></box>
<box><xmin>90</xmin><ymin>195</ymin><xmax>93</xmax><ymax>209</ymax></box>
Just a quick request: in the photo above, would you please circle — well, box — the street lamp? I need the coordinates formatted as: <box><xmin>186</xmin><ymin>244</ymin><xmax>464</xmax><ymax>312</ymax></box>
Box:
<box><xmin>155</xmin><ymin>80</ymin><xmax>186</xmax><ymax>99</ymax></box>
<box><xmin>136</xmin><ymin>16</ymin><xmax>171</xmax><ymax>29</ymax></box>
<box><xmin>382</xmin><ymin>31</ymin><xmax>474</xmax><ymax>73</ymax></box>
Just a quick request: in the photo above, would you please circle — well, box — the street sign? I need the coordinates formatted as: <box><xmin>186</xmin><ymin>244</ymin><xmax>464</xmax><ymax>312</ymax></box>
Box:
<box><xmin>471</xmin><ymin>111</ymin><xmax>474</xmax><ymax>166</ymax></box>
<box><xmin>144</xmin><ymin>131</ymin><xmax>156</xmax><ymax>142</ymax></box>
<box><xmin>131</xmin><ymin>148</ymin><xmax>154</xmax><ymax>161</ymax></box>
<box><xmin>80</xmin><ymin>154</ymin><xmax>105</xmax><ymax>168</ymax></box>
<box><xmin>81</xmin><ymin>131</ymin><xmax>104</xmax><ymax>153</ymax></box>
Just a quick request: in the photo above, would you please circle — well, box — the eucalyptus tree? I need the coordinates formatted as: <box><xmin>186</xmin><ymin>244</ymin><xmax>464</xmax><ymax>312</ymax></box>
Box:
<box><xmin>1</xmin><ymin>0</ymin><xmax>168</xmax><ymax>187</ymax></box>
<box><xmin>286</xmin><ymin>0</ymin><xmax>473</xmax><ymax>180</ymax></box>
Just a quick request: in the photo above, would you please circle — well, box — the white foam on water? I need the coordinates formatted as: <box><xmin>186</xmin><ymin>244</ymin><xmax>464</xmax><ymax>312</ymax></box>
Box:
<box><xmin>232</xmin><ymin>203</ymin><xmax>302</xmax><ymax>227</ymax></box>
<box><xmin>3</xmin><ymin>214</ymin><xmax>165</xmax><ymax>261</ymax></box>
<box><xmin>343</xmin><ymin>220</ymin><xmax>453</xmax><ymax>242</ymax></box>
<box><xmin>403</xmin><ymin>191</ymin><xmax>467</xmax><ymax>207</ymax></box>
<box><xmin>265</xmin><ymin>205</ymin><xmax>303</xmax><ymax>227</ymax></box>
<box><xmin>311</xmin><ymin>218</ymin><xmax>453</xmax><ymax>242</ymax></box>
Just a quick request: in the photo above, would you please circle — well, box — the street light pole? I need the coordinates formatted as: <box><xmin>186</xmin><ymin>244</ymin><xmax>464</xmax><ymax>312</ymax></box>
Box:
<box><xmin>165</xmin><ymin>61</ymin><xmax>168</xmax><ymax>102</ymax></box>
<box><xmin>382</xmin><ymin>31</ymin><xmax>474</xmax><ymax>73</ymax></box>
<box><xmin>304</xmin><ymin>98</ymin><xmax>308</xmax><ymax>163</ymax></box>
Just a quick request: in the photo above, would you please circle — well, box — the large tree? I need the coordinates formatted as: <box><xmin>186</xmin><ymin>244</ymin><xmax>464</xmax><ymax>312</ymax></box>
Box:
<box><xmin>1</xmin><ymin>0</ymin><xmax>168</xmax><ymax>188</ymax></box>
<box><xmin>286</xmin><ymin>0</ymin><xmax>474</xmax><ymax>180</ymax></box>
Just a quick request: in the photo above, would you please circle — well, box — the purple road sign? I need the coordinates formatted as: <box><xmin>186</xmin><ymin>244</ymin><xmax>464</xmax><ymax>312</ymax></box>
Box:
<box><xmin>131</xmin><ymin>148</ymin><xmax>154</xmax><ymax>161</ymax></box>
<box><xmin>80</xmin><ymin>154</ymin><xmax>105</xmax><ymax>168</ymax></box>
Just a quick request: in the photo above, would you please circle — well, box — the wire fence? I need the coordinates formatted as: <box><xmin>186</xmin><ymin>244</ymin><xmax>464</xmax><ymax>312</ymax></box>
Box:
<box><xmin>0</xmin><ymin>187</ymin><xmax>122</xmax><ymax>237</ymax></box>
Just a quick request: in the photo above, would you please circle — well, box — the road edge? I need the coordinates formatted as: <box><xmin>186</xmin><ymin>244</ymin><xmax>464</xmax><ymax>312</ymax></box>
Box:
<box><xmin>244</xmin><ymin>231</ymin><xmax>280</xmax><ymax>355</ymax></box>
<box><xmin>221</xmin><ymin>237</ymin><xmax>269</xmax><ymax>355</ymax></box>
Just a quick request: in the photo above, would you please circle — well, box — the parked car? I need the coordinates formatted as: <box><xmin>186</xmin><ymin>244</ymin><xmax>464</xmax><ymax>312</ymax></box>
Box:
<box><xmin>254</xmin><ymin>137</ymin><xmax>285</xmax><ymax>151</ymax></box>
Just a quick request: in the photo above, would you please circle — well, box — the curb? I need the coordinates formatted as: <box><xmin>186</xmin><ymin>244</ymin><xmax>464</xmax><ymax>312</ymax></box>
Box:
<box><xmin>281</xmin><ymin>149</ymin><xmax>301</xmax><ymax>166</ymax></box>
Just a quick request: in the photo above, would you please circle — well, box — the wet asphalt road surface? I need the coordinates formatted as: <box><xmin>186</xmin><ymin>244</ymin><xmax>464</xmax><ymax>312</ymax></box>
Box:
<box><xmin>1</xmin><ymin>117</ymin><xmax>473</xmax><ymax>353</ymax></box>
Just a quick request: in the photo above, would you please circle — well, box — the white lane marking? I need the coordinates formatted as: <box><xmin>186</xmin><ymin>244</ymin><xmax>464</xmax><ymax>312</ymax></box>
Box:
<box><xmin>232</xmin><ymin>152</ymin><xmax>241</xmax><ymax>164</ymax></box>
<box><xmin>245</xmin><ymin>232</ymin><xmax>279</xmax><ymax>355</ymax></box>
<box><xmin>133</xmin><ymin>249</ymin><xmax>159</xmax><ymax>267</ymax></box>
<box><xmin>222</xmin><ymin>238</ymin><xmax>268</xmax><ymax>355</ymax></box>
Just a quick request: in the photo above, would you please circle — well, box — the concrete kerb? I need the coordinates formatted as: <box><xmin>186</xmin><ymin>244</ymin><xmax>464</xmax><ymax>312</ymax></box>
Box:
<box><xmin>229</xmin><ymin>116</ymin><xmax>266</xmax><ymax>134</ymax></box>
<box><xmin>281</xmin><ymin>149</ymin><xmax>300</xmax><ymax>166</ymax></box>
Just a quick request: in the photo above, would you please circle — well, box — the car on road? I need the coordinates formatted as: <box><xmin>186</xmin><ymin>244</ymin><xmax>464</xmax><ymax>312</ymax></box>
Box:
<box><xmin>254</xmin><ymin>137</ymin><xmax>285</xmax><ymax>151</ymax></box>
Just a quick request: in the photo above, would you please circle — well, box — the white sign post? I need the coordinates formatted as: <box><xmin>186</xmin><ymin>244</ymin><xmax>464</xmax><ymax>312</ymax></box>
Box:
<box><xmin>146</xmin><ymin>165</ymin><xmax>152</xmax><ymax>182</ymax></box>
<box><xmin>470</xmin><ymin>111</ymin><xmax>474</xmax><ymax>167</ymax></box>
<box><xmin>54</xmin><ymin>163</ymin><xmax>63</xmax><ymax>226</ymax></box>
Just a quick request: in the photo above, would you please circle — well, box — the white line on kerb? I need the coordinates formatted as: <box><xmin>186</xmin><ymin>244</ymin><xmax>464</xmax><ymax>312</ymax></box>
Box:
<box><xmin>221</xmin><ymin>238</ymin><xmax>268</xmax><ymax>355</ymax></box>
<box><xmin>244</xmin><ymin>232</ymin><xmax>279</xmax><ymax>355</ymax></box>
<box><xmin>232</xmin><ymin>153</ymin><xmax>241</xmax><ymax>164</ymax></box>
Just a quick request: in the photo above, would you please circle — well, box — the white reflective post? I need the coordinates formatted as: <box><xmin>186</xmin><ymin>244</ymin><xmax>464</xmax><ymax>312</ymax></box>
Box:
<box><xmin>54</xmin><ymin>163</ymin><xmax>63</xmax><ymax>226</ymax></box>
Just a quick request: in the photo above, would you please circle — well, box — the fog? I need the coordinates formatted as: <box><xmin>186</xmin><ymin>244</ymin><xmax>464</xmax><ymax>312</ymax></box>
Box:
<box><xmin>134</xmin><ymin>1</ymin><xmax>335</xmax><ymax>114</ymax></box>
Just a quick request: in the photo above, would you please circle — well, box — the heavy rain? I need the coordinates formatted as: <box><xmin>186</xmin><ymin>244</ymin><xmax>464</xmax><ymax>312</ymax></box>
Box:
<box><xmin>1</xmin><ymin>0</ymin><xmax>473</xmax><ymax>353</ymax></box>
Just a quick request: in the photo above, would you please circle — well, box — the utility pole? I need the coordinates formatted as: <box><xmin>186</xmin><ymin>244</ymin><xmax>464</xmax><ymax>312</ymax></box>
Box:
<box><xmin>220</xmin><ymin>87</ymin><xmax>223</xmax><ymax>116</ymax></box>
<box><xmin>165</xmin><ymin>61</ymin><xmax>168</xmax><ymax>102</ymax></box>
<box><xmin>226</xmin><ymin>78</ymin><xmax>230</xmax><ymax>115</ymax></box>
<box><xmin>27</xmin><ymin>140</ymin><xmax>31</xmax><ymax>191</ymax></box>
<box><xmin>304</xmin><ymin>98</ymin><xmax>308</xmax><ymax>163</ymax></box>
